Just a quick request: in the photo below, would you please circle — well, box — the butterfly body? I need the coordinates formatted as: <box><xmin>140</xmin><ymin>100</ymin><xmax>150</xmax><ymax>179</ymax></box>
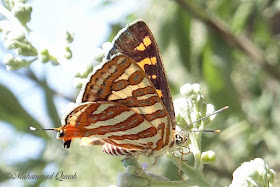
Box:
<box><xmin>57</xmin><ymin>20</ymin><xmax>184</xmax><ymax>158</ymax></box>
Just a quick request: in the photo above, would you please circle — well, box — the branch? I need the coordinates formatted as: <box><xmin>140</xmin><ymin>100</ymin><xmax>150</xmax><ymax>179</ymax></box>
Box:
<box><xmin>174</xmin><ymin>0</ymin><xmax>280</xmax><ymax>81</ymax></box>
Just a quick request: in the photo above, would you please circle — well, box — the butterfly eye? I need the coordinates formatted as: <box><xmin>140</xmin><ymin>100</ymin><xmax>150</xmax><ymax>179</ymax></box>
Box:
<box><xmin>57</xmin><ymin>129</ymin><xmax>65</xmax><ymax>139</ymax></box>
<box><xmin>175</xmin><ymin>134</ymin><xmax>183</xmax><ymax>146</ymax></box>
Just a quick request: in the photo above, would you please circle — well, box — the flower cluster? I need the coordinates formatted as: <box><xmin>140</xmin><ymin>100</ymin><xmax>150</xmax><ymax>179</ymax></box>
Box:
<box><xmin>173</xmin><ymin>83</ymin><xmax>219</xmax><ymax>169</ymax></box>
<box><xmin>174</xmin><ymin>83</ymin><xmax>215</xmax><ymax>131</ymax></box>
<box><xmin>0</xmin><ymin>1</ymin><xmax>74</xmax><ymax>70</ymax></box>
<box><xmin>230</xmin><ymin>158</ymin><xmax>275</xmax><ymax>187</ymax></box>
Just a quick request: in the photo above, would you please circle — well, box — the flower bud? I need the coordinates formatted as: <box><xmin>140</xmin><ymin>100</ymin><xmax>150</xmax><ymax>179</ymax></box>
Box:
<box><xmin>174</xmin><ymin>98</ymin><xmax>192</xmax><ymax>127</ymax></box>
<box><xmin>11</xmin><ymin>3</ymin><xmax>32</xmax><ymax>25</ymax></box>
<box><xmin>192</xmin><ymin>83</ymin><xmax>201</xmax><ymax>94</ymax></box>
<box><xmin>65</xmin><ymin>31</ymin><xmax>74</xmax><ymax>43</ymax></box>
<box><xmin>15</xmin><ymin>44</ymin><xmax>38</xmax><ymax>56</ymax></box>
<box><xmin>201</xmin><ymin>150</ymin><xmax>216</xmax><ymax>163</ymax></box>
<box><xmin>180</xmin><ymin>83</ymin><xmax>194</xmax><ymax>97</ymax></box>
<box><xmin>206</xmin><ymin>104</ymin><xmax>216</xmax><ymax>121</ymax></box>
<box><xmin>64</xmin><ymin>46</ymin><xmax>72</xmax><ymax>59</ymax></box>
<box><xmin>4</xmin><ymin>54</ymin><xmax>32</xmax><ymax>70</ymax></box>
<box><xmin>38</xmin><ymin>49</ymin><xmax>50</xmax><ymax>63</ymax></box>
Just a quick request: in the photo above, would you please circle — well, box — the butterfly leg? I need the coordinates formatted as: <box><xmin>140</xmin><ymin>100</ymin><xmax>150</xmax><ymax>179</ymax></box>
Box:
<box><xmin>177</xmin><ymin>158</ymin><xmax>184</xmax><ymax>180</ymax></box>
<box><xmin>176</xmin><ymin>145</ymin><xmax>191</xmax><ymax>179</ymax></box>
<box><xmin>179</xmin><ymin>145</ymin><xmax>190</xmax><ymax>162</ymax></box>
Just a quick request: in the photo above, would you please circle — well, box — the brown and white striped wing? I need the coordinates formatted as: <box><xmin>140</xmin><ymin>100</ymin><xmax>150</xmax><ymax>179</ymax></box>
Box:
<box><xmin>61</xmin><ymin>102</ymin><xmax>163</xmax><ymax>154</ymax></box>
<box><xmin>76</xmin><ymin>55</ymin><xmax>173</xmax><ymax>149</ymax></box>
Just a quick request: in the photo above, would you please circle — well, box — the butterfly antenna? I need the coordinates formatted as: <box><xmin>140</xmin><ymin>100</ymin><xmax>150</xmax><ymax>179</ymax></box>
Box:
<box><xmin>30</xmin><ymin>126</ymin><xmax>61</xmax><ymax>131</ymax></box>
<box><xmin>190</xmin><ymin>129</ymin><xmax>221</xmax><ymax>133</ymax></box>
<box><xmin>189</xmin><ymin>106</ymin><xmax>229</xmax><ymax>126</ymax></box>
<box><xmin>180</xmin><ymin>106</ymin><xmax>228</xmax><ymax>134</ymax></box>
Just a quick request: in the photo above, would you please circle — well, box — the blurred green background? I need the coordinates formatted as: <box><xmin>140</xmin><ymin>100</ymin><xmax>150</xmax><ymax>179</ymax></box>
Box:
<box><xmin>0</xmin><ymin>0</ymin><xmax>279</xmax><ymax>186</ymax></box>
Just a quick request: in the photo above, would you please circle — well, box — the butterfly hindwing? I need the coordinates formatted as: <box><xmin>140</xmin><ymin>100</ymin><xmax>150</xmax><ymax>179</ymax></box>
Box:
<box><xmin>106</xmin><ymin>20</ymin><xmax>176</xmax><ymax>129</ymax></box>
<box><xmin>61</xmin><ymin>101</ymin><xmax>163</xmax><ymax>153</ymax></box>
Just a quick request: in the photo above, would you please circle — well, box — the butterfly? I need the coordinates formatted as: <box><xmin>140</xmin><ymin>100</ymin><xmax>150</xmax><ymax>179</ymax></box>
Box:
<box><xmin>37</xmin><ymin>20</ymin><xmax>187</xmax><ymax>157</ymax></box>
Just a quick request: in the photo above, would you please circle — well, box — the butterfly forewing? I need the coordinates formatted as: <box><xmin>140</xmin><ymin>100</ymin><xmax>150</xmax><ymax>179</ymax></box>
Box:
<box><xmin>106</xmin><ymin>20</ymin><xmax>176</xmax><ymax>129</ymax></box>
<box><xmin>71</xmin><ymin>55</ymin><xmax>173</xmax><ymax>155</ymax></box>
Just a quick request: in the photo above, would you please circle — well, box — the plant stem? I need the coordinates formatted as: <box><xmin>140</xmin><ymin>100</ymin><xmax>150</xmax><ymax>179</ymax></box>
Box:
<box><xmin>166</xmin><ymin>153</ymin><xmax>212</xmax><ymax>187</ymax></box>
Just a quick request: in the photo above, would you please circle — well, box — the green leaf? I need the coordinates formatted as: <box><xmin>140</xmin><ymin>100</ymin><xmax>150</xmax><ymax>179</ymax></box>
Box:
<box><xmin>158</xmin><ymin>18</ymin><xmax>172</xmax><ymax>53</ymax></box>
<box><xmin>202</xmin><ymin>32</ymin><xmax>242</xmax><ymax>115</ymax></box>
<box><xmin>14</xmin><ymin>158</ymin><xmax>47</xmax><ymax>172</ymax></box>
<box><xmin>254</xmin><ymin>18</ymin><xmax>272</xmax><ymax>45</ymax></box>
<box><xmin>0</xmin><ymin>84</ymin><xmax>48</xmax><ymax>139</ymax></box>
<box><xmin>172</xmin><ymin>6</ymin><xmax>191</xmax><ymax>71</ymax></box>
<box><xmin>214</xmin><ymin>0</ymin><xmax>236</xmax><ymax>19</ymax></box>
<box><xmin>231</xmin><ymin>2</ymin><xmax>254</xmax><ymax>33</ymax></box>
<box><xmin>41</xmin><ymin>79</ymin><xmax>60</xmax><ymax>127</ymax></box>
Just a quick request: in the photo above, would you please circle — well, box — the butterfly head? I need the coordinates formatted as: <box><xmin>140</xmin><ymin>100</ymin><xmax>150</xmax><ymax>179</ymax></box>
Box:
<box><xmin>29</xmin><ymin>125</ymin><xmax>74</xmax><ymax>149</ymax></box>
<box><xmin>55</xmin><ymin>128</ymin><xmax>71</xmax><ymax>148</ymax></box>
<box><xmin>171</xmin><ymin>130</ymin><xmax>188</xmax><ymax>148</ymax></box>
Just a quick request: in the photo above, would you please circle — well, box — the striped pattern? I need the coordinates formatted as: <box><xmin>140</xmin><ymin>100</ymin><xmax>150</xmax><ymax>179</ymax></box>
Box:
<box><xmin>102</xmin><ymin>143</ymin><xmax>137</xmax><ymax>156</ymax></box>
<box><xmin>60</xmin><ymin>55</ymin><xmax>174</xmax><ymax>157</ymax></box>
<box><xmin>58</xmin><ymin>21</ymin><xmax>178</xmax><ymax>158</ymax></box>
<box><xmin>63</xmin><ymin>102</ymin><xmax>162</xmax><ymax>153</ymax></box>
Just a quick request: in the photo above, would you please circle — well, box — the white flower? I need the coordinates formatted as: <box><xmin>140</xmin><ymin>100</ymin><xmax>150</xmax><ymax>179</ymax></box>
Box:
<box><xmin>174</xmin><ymin>97</ymin><xmax>193</xmax><ymax>126</ymax></box>
<box><xmin>230</xmin><ymin>158</ymin><xmax>275</xmax><ymax>187</ymax></box>
<box><xmin>180</xmin><ymin>83</ymin><xmax>193</xmax><ymax>96</ymax></box>
<box><xmin>192</xmin><ymin>83</ymin><xmax>201</xmax><ymax>94</ymax></box>
<box><xmin>174</xmin><ymin>83</ymin><xmax>216</xmax><ymax>128</ymax></box>
<box><xmin>206</xmin><ymin>104</ymin><xmax>215</xmax><ymax>121</ymax></box>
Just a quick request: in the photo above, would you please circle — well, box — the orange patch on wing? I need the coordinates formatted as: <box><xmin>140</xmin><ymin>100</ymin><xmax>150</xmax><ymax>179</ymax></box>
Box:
<box><xmin>150</xmin><ymin>57</ymin><xmax>157</xmax><ymax>64</ymax></box>
<box><xmin>156</xmin><ymin>89</ymin><xmax>163</xmax><ymax>98</ymax></box>
<box><xmin>143</xmin><ymin>36</ymin><xmax>152</xmax><ymax>47</ymax></box>
<box><xmin>138</xmin><ymin>57</ymin><xmax>157</xmax><ymax>70</ymax></box>
<box><xmin>135</xmin><ymin>36</ymin><xmax>152</xmax><ymax>52</ymax></box>
<box><xmin>136</xmin><ymin>43</ymin><xmax>145</xmax><ymax>51</ymax></box>
<box><xmin>151</xmin><ymin>75</ymin><xmax>157</xmax><ymax>79</ymax></box>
